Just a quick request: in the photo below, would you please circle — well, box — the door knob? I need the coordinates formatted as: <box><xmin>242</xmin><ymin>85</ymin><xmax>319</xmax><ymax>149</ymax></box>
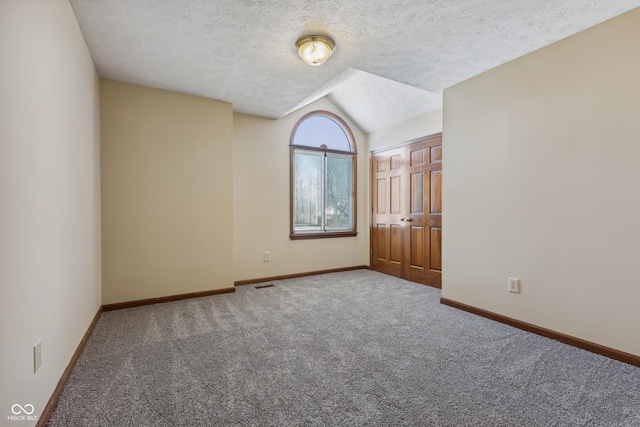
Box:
<box><xmin>400</xmin><ymin>217</ymin><xmax>405</xmax><ymax>221</ymax></box>
<box><xmin>405</xmin><ymin>218</ymin><xmax>413</xmax><ymax>222</ymax></box>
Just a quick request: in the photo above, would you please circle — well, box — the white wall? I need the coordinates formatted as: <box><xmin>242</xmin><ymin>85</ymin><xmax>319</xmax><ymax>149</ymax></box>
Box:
<box><xmin>367</xmin><ymin>109</ymin><xmax>442</xmax><ymax>153</ymax></box>
<box><xmin>101</xmin><ymin>80</ymin><xmax>234</xmax><ymax>304</ymax></box>
<box><xmin>233</xmin><ymin>98</ymin><xmax>369</xmax><ymax>281</ymax></box>
<box><xmin>0</xmin><ymin>0</ymin><xmax>101</xmax><ymax>423</ymax></box>
<box><xmin>443</xmin><ymin>8</ymin><xmax>640</xmax><ymax>357</ymax></box>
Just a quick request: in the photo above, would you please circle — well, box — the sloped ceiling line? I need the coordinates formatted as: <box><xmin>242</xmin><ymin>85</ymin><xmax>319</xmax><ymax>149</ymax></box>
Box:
<box><xmin>70</xmin><ymin>0</ymin><xmax>640</xmax><ymax>132</ymax></box>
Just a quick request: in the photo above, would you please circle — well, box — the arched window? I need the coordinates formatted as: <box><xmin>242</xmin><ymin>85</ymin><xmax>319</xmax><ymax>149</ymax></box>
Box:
<box><xmin>290</xmin><ymin>111</ymin><xmax>357</xmax><ymax>239</ymax></box>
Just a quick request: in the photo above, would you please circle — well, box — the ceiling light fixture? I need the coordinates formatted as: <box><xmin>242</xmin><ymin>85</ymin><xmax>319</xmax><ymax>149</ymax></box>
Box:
<box><xmin>295</xmin><ymin>35</ymin><xmax>335</xmax><ymax>66</ymax></box>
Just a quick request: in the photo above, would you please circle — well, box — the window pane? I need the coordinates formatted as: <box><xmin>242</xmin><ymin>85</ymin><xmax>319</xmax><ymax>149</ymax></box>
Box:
<box><xmin>293</xmin><ymin>116</ymin><xmax>351</xmax><ymax>151</ymax></box>
<box><xmin>325</xmin><ymin>153</ymin><xmax>353</xmax><ymax>231</ymax></box>
<box><xmin>293</xmin><ymin>150</ymin><xmax>323</xmax><ymax>232</ymax></box>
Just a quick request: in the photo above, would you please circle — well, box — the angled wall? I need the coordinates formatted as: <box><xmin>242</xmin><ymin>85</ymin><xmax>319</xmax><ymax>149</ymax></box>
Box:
<box><xmin>0</xmin><ymin>0</ymin><xmax>101</xmax><ymax>422</ymax></box>
<box><xmin>100</xmin><ymin>80</ymin><xmax>234</xmax><ymax>304</ymax></box>
<box><xmin>443</xmin><ymin>8</ymin><xmax>640</xmax><ymax>356</ymax></box>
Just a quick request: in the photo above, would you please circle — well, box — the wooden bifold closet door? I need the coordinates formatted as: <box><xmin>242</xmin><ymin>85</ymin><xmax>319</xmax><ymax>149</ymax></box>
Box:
<box><xmin>370</xmin><ymin>134</ymin><xmax>442</xmax><ymax>288</ymax></box>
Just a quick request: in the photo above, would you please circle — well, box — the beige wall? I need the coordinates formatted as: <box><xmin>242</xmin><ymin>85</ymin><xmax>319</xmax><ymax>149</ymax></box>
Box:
<box><xmin>367</xmin><ymin>109</ymin><xmax>442</xmax><ymax>153</ymax></box>
<box><xmin>443</xmin><ymin>8</ymin><xmax>640</xmax><ymax>356</ymax></box>
<box><xmin>233</xmin><ymin>98</ymin><xmax>369</xmax><ymax>281</ymax></box>
<box><xmin>0</xmin><ymin>0</ymin><xmax>101</xmax><ymax>422</ymax></box>
<box><xmin>101</xmin><ymin>80</ymin><xmax>234</xmax><ymax>304</ymax></box>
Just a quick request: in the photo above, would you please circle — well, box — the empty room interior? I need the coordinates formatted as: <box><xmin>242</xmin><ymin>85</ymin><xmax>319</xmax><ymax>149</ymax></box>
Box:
<box><xmin>2</xmin><ymin>0</ymin><xmax>640</xmax><ymax>425</ymax></box>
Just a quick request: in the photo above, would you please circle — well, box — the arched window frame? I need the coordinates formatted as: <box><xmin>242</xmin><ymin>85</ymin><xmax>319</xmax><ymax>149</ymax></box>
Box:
<box><xmin>290</xmin><ymin>111</ymin><xmax>358</xmax><ymax>240</ymax></box>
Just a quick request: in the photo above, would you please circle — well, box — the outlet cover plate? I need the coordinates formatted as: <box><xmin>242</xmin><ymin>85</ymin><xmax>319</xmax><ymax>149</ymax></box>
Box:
<box><xmin>34</xmin><ymin>341</ymin><xmax>42</xmax><ymax>373</ymax></box>
<box><xmin>508</xmin><ymin>277</ymin><xmax>520</xmax><ymax>293</ymax></box>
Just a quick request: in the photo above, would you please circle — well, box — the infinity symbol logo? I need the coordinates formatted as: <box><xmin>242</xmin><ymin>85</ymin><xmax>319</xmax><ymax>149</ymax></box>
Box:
<box><xmin>11</xmin><ymin>404</ymin><xmax>35</xmax><ymax>415</ymax></box>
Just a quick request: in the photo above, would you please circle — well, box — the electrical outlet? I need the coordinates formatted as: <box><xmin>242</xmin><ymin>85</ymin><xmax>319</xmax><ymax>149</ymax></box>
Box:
<box><xmin>34</xmin><ymin>341</ymin><xmax>42</xmax><ymax>373</ymax></box>
<box><xmin>508</xmin><ymin>277</ymin><xmax>520</xmax><ymax>293</ymax></box>
<box><xmin>263</xmin><ymin>251</ymin><xmax>271</xmax><ymax>262</ymax></box>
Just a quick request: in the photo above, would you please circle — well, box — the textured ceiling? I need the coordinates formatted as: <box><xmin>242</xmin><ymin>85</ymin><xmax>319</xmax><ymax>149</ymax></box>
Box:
<box><xmin>327</xmin><ymin>70</ymin><xmax>443</xmax><ymax>134</ymax></box>
<box><xmin>69</xmin><ymin>0</ymin><xmax>640</xmax><ymax>133</ymax></box>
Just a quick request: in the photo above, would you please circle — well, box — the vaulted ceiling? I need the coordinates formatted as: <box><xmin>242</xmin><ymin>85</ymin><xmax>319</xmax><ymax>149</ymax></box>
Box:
<box><xmin>69</xmin><ymin>0</ymin><xmax>640</xmax><ymax>133</ymax></box>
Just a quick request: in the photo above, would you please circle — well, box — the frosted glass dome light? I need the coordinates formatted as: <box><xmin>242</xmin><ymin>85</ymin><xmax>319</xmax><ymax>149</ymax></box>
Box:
<box><xmin>296</xmin><ymin>35</ymin><xmax>335</xmax><ymax>66</ymax></box>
